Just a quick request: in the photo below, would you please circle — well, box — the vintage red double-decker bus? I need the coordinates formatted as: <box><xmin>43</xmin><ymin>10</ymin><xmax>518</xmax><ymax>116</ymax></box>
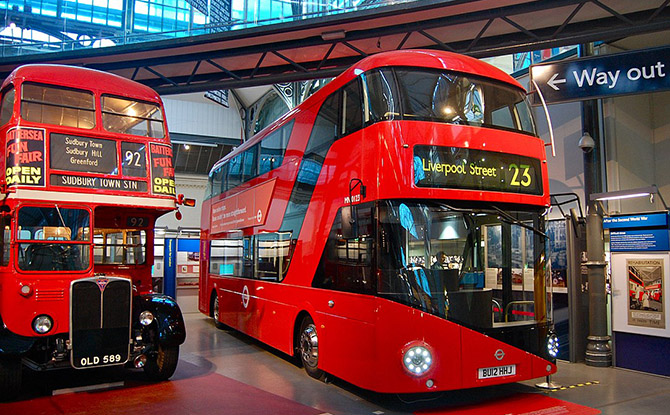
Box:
<box><xmin>0</xmin><ymin>65</ymin><xmax>185</xmax><ymax>399</ymax></box>
<box><xmin>199</xmin><ymin>50</ymin><xmax>558</xmax><ymax>393</ymax></box>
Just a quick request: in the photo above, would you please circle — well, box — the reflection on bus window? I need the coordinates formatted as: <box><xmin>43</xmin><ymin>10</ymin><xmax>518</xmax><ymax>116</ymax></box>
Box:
<box><xmin>16</xmin><ymin>206</ymin><xmax>90</xmax><ymax>271</ymax></box>
<box><xmin>256</xmin><ymin>232</ymin><xmax>292</xmax><ymax>282</ymax></box>
<box><xmin>102</xmin><ymin>95</ymin><xmax>165</xmax><ymax>138</ymax></box>
<box><xmin>367</xmin><ymin>68</ymin><xmax>536</xmax><ymax>136</ymax></box>
<box><xmin>314</xmin><ymin>204</ymin><xmax>375</xmax><ymax>294</ymax></box>
<box><xmin>21</xmin><ymin>83</ymin><xmax>95</xmax><ymax>129</ymax></box>
<box><xmin>94</xmin><ymin>229</ymin><xmax>146</xmax><ymax>265</ymax></box>
<box><xmin>377</xmin><ymin>201</ymin><xmax>545</xmax><ymax>328</ymax></box>
<box><xmin>362</xmin><ymin>69</ymin><xmax>398</xmax><ymax>123</ymax></box>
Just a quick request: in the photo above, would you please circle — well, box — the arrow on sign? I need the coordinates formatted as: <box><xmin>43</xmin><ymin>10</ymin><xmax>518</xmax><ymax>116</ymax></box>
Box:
<box><xmin>547</xmin><ymin>73</ymin><xmax>567</xmax><ymax>91</ymax></box>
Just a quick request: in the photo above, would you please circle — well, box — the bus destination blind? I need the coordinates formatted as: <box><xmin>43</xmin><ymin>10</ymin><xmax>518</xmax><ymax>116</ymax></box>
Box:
<box><xmin>414</xmin><ymin>145</ymin><xmax>543</xmax><ymax>195</ymax></box>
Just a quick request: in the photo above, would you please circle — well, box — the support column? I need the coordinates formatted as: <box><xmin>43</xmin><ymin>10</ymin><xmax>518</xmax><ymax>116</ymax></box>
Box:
<box><xmin>579</xmin><ymin>43</ymin><xmax>612</xmax><ymax>367</ymax></box>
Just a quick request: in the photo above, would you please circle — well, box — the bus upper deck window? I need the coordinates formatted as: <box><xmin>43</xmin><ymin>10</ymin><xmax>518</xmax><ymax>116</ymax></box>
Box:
<box><xmin>1</xmin><ymin>86</ymin><xmax>15</xmax><ymax>126</ymax></box>
<box><xmin>102</xmin><ymin>95</ymin><xmax>165</xmax><ymax>138</ymax></box>
<box><xmin>21</xmin><ymin>83</ymin><xmax>95</xmax><ymax>129</ymax></box>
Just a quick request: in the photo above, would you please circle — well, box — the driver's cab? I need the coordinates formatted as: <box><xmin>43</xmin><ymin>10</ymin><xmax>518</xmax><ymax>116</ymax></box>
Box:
<box><xmin>15</xmin><ymin>204</ymin><xmax>90</xmax><ymax>272</ymax></box>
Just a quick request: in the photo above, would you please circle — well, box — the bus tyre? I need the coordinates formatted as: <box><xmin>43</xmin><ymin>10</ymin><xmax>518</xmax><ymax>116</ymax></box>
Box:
<box><xmin>0</xmin><ymin>357</ymin><xmax>22</xmax><ymax>401</ymax></box>
<box><xmin>299</xmin><ymin>316</ymin><xmax>325</xmax><ymax>380</ymax></box>
<box><xmin>144</xmin><ymin>345</ymin><xmax>179</xmax><ymax>381</ymax></box>
<box><xmin>212</xmin><ymin>294</ymin><xmax>227</xmax><ymax>330</ymax></box>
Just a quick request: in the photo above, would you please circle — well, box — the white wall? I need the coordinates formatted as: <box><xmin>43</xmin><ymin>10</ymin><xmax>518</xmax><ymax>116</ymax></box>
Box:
<box><xmin>603</xmin><ymin>91</ymin><xmax>670</xmax><ymax>213</ymax></box>
<box><xmin>519</xmin><ymin>74</ymin><xmax>586</xmax><ymax>219</ymax></box>
<box><xmin>156</xmin><ymin>174</ymin><xmax>208</xmax><ymax>230</ymax></box>
<box><xmin>162</xmin><ymin>93</ymin><xmax>243</xmax><ymax>140</ymax></box>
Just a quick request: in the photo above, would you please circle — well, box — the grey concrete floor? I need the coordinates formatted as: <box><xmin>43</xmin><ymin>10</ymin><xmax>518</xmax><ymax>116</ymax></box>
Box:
<box><xmin>180</xmin><ymin>312</ymin><xmax>670</xmax><ymax>415</ymax></box>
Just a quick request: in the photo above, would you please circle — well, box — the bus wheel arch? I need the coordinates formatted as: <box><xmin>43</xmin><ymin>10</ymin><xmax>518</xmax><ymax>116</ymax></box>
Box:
<box><xmin>296</xmin><ymin>313</ymin><xmax>325</xmax><ymax>380</ymax></box>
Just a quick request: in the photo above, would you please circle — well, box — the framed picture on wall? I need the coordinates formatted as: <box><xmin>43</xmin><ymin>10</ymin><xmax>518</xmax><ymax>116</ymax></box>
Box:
<box><xmin>612</xmin><ymin>253</ymin><xmax>670</xmax><ymax>337</ymax></box>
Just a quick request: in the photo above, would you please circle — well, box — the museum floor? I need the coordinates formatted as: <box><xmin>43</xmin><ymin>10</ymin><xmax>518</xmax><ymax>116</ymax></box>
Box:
<box><xmin>3</xmin><ymin>312</ymin><xmax>670</xmax><ymax>415</ymax></box>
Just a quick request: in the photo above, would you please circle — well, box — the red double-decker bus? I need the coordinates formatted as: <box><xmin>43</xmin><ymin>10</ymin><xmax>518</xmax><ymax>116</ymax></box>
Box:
<box><xmin>0</xmin><ymin>65</ymin><xmax>185</xmax><ymax>399</ymax></box>
<box><xmin>199</xmin><ymin>50</ymin><xmax>558</xmax><ymax>393</ymax></box>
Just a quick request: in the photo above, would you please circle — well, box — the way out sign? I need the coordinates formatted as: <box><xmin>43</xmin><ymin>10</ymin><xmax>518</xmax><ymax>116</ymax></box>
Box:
<box><xmin>530</xmin><ymin>46</ymin><xmax>670</xmax><ymax>105</ymax></box>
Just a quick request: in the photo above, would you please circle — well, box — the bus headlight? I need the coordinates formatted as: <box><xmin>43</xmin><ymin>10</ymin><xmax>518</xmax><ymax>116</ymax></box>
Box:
<box><xmin>139</xmin><ymin>311</ymin><xmax>154</xmax><ymax>326</ymax></box>
<box><xmin>33</xmin><ymin>315</ymin><xmax>53</xmax><ymax>334</ymax></box>
<box><xmin>403</xmin><ymin>344</ymin><xmax>433</xmax><ymax>376</ymax></box>
<box><xmin>547</xmin><ymin>332</ymin><xmax>559</xmax><ymax>358</ymax></box>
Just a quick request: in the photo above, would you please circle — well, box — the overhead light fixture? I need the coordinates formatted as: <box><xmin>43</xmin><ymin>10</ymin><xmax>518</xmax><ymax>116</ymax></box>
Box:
<box><xmin>590</xmin><ymin>185</ymin><xmax>667</xmax><ymax>209</ymax></box>
<box><xmin>321</xmin><ymin>30</ymin><xmax>346</xmax><ymax>41</ymax></box>
<box><xmin>172</xmin><ymin>140</ymin><xmax>217</xmax><ymax>148</ymax></box>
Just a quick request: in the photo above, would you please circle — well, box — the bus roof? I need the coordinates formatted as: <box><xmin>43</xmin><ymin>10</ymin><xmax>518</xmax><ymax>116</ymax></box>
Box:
<box><xmin>2</xmin><ymin>64</ymin><xmax>162</xmax><ymax>103</ymax></box>
<box><xmin>211</xmin><ymin>49</ymin><xmax>526</xmax><ymax>172</ymax></box>
<box><xmin>346</xmin><ymin>49</ymin><xmax>524</xmax><ymax>90</ymax></box>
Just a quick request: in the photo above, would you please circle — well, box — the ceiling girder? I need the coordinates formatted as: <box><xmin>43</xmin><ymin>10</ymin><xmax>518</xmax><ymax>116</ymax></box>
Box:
<box><xmin>1</xmin><ymin>0</ymin><xmax>668</xmax><ymax>94</ymax></box>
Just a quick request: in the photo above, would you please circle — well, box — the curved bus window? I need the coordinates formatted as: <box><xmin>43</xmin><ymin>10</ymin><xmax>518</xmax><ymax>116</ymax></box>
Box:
<box><xmin>94</xmin><ymin>229</ymin><xmax>146</xmax><ymax>265</ymax></box>
<box><xmin>16</xmin><ymin>206</ymin><xmax>90</xmax><ymax>271</ymax></box>
<box><xmin>1</xmin><ymin>86</ymin><xmax>15</xmax><ymax>126</ymax></box>
<box><xmin>361</xmin><ymin>69</ymin><xmax>398</xmax><ymax>123</ymax></box>
<box><xmin>362</xmin><ymin>68</ymin><xmax>536</xmax><ymax>136</ymax></box>
<box><xmin>21</xmin><ymin>83</ymin><xmax>95</xmax><ymax>129</ymax></box>
<box><xmin>377</xmin><ymin>201</ymin><xmax>547</xmax><ymax>329</ymax></box>
<box><xmin>102</xmin><ymin>95</ymin><xmax>165</xmax><ymax>138</ymax></box>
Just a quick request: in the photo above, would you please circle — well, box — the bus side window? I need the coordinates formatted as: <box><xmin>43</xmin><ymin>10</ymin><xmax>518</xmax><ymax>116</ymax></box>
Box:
<box><xmin>362</xmin><ymin>69</ymin><xmax>398</xmax><ymax>124</ymax></box>
<box><xmin>259</xmin><ymin>120</ymin><xmax>293</xmax><ymax>175</ymax></box>
<box><xmin>242</xmin><ymin>145</ymin><xmax>259</xmax><ymax>182</ymax></box>
<box><xmin>207</xmin><ymin>166</ymin><xmax>223</xmax><ymax>200</ymax></box>
<box><xmin>228</xmin><ymin>154</ymin><xmax>243</xmax><ymax>189</ymax></box>
<box><xmin>313</xmin><ymin>203</ymin><xmax>375</xmax><ymax>294</ymax></box>
<box><xmin>220</xmin><ymin>162</ymin><xmax>229</xmax><ymax>194</ymax></box>
<box><xmin>1</xmin><ymin>215</ymin><xmax>10</xmax><ymax>266</ymax></box>
<box><xmin>0</xmin><ymin>86</ymin><xmax>15</xmax><ymax>126</ymax></box>
<box><xmin>341</xmin><ymin>79</ymin><xmax>363</xmax><ymax>137</ymax></box>
<box><xmin>256</xmin><ymin>232</ymin><xmax>292</xmax><ymax>282</ymax></box>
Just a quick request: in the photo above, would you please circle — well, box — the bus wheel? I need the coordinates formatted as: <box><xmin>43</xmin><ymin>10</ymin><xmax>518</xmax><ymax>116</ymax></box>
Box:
<box><xmin>0</xmin><ymin>357</ymin><xmax>22</xmax><ymax>401</ymax></box>
<box><xmin>212</xmin><ymin>293</ymin><xmax>227</xmax><ymax>330</ymax></box>
<box><xmin>299</xmin><ymin>316</ymin><xmax>325</xmax><ymax>380</ymax></box>
<box><xmin>143</xmin><ymin>345</ymin><xmax>179</xmax><ymax>381</ymax></box>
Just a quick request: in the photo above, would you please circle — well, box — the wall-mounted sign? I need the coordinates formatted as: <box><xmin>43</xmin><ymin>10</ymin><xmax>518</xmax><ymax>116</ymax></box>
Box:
<box><xmin>626</xmin><ymin>258</ymin><xmax>665</xmax><ymax>330</ymax></box>
<box><xmin>531</xmin><ymin>45</ymin><xmax>670</xmax><ymax>105</ymax></box>
<box><xmin>611</xmin><ymin>253</ymin><xmax>670</xmax><ymax>339</ymax></box>
<box><xmin>413</xmin><ymin>145</ymin><xmax>543</xmax><ymax>195</ymax></box>
<box><xmin>605</xmin><ymin>213</ymin><xmax>670</xmax><ymax>252</ymax></box>
<box><xmin>604</xmin><ymin>213</ymin><xmax>668</xmax><ymax>229</ymax></box>
<box><xmin>5</xmin><ymin>127</ymin><xmax>45</xmax><ymax>187</ymax></box>
<box><xmin>611</xmin><ymin>229</ymin><xmax>670</xmax><ymax>252</ymax></box>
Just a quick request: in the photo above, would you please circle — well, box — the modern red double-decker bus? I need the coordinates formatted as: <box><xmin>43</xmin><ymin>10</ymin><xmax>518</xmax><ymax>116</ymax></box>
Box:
<box><xmin>0</xmin><ymin>65</ymin><xmax>185</xmax><ymax>399</ymax></box>
<box><xmin>199</xmin><ymin>50</ymin><xmax>558</xmax><ymax>393</ymax></box>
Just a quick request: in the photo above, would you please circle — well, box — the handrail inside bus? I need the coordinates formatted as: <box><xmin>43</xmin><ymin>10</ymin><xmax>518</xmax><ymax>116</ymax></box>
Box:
<box><xmin>531</xmin><ymin>79</ymin><xmax>556</xmax><ymax>157</ymax></box>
